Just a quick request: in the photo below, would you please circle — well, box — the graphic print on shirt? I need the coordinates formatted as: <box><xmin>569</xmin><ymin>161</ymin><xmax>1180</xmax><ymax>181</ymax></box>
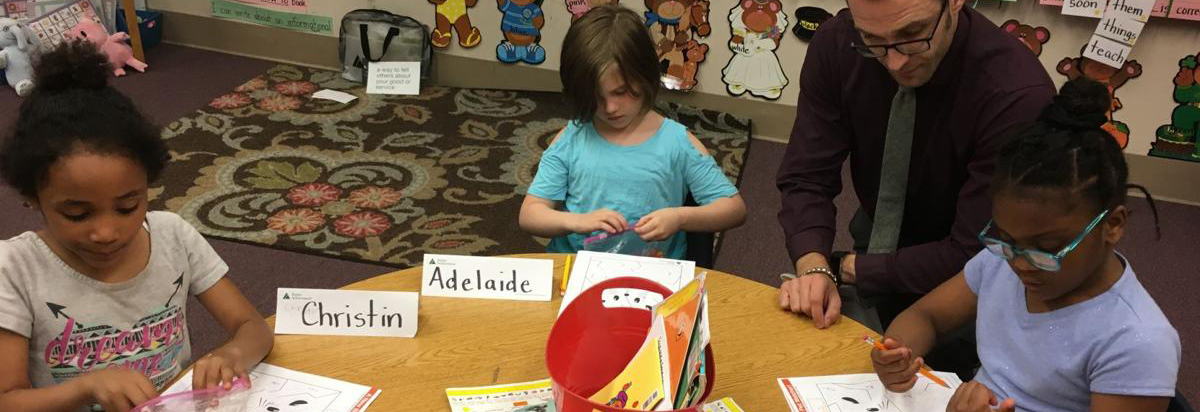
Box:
<box><xmin>41</xmin><ymin>273</ymin><xmax>188</xmax><ymax>389</ymax></box>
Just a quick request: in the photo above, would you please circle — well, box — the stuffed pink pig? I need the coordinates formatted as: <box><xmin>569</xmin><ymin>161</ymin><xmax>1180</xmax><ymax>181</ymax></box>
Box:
<box><xmin>66</xmin><ymin>20</ymin><xmax>147</xmax><ymax>76</ymax></box>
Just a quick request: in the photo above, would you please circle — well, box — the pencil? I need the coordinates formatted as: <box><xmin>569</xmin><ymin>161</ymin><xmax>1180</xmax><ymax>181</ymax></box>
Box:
<box><xmin>863</xmin><ymin>335</ymin><xmax>950</xmax><ymax>389</ymax></box>
<box><xmin>559</xmin><ymin>255</ymin><xmax>573</xmax><ymax>296</ymax></box>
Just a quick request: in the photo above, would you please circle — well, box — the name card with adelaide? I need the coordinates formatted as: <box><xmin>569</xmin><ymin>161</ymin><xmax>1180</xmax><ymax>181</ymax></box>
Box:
<box><xmin>422</xmin><ymin>254</ymin><xmax>554</xmax><ymax>301</ymax></box>
<box><xmin>275</xmin><ymin>288</ymin><xmax>419</xmax><ymax>338</ymax></box>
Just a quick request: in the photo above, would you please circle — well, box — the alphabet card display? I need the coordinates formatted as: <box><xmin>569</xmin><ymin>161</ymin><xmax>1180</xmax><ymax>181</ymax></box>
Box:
<box><xmin>559</xmin><ymin>251</ymin><xmax>695</xmax><ymax>315</ymax></box>
<box><xmin>274</xmin><ymin>288</ymin><xmax>419</xmax><ymax>338</ymax></box>
<box><xmin>164</xmin><ymin>363</ymin><xmax>382</xmax><ymax>412</ymax></box>
<box><xmin>26</xmin><ymin>0</ymin><xmax>102</xmax><ymax>52</ymax></box>
<box><xmin>422</xmin><ymin>254</ymin><xmax>554</xmax><ymax>301</ymax></box>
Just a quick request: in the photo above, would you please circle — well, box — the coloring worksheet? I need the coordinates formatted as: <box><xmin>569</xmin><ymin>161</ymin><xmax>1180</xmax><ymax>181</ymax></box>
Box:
<box><xmin>778</xmin><ymin>373</ymin><xmax>963</xmax><ymax>412</ymax></box>
<box><xmin>559</xmin><ymin>251</ymin><xmax>695</xmax><ymax>315</ymax></box>
<box><xmin>163</xmin><ymin>363</ymin><xmax>381</xmax><ymax>412</ymax></box>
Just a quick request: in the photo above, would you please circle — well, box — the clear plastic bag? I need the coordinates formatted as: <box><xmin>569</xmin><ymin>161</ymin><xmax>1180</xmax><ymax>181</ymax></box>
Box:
<box><xmin>130</xmin><ymin>379</ymin><xmax>251</xmax><ymax>412</ymax></box>
<box><xmin>582</xmin><ymin>230</ymin><xmax>667</xmax><ymax>258</ymax></box>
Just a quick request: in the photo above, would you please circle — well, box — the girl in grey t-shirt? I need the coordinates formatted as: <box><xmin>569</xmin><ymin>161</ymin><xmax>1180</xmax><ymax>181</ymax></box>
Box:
<box><xmin>0</xmin><ymin>41</ymin><xmax>274</xmax><ymax>412</ymax></box>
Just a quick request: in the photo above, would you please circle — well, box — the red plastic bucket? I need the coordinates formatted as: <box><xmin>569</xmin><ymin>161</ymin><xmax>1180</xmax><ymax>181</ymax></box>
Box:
<box><xmin>546</xmin><ymin>277</ymin><xmax>715</xmax><ymax>412</ymax></box>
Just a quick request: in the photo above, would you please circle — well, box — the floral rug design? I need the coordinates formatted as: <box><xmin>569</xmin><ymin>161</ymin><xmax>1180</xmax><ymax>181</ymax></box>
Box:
<box><xmin>151</xmin><ymin>65</ymin><xmax>752</xmax><ymax>268</ymax></box>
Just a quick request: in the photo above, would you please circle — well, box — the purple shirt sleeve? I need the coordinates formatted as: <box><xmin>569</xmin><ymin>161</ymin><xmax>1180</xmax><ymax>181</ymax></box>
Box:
<box><xmin>776</xmin><ymin>24</ymin><xmax>848</xmax><ymax>266</ymax></box>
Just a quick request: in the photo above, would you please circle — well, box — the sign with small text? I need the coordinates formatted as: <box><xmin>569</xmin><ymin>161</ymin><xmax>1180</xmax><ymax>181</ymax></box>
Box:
<box><xmin>1106</xmin><ymin>0</ymin><xmax>1155</xmax><ymax>21</ymax></box>
<box><xmin>1082</xmin><ymin>34</ymin><xmax>1133</xmax><ymax>69</ymax></box>
<box><xmin>275</xmin><ymin>288</ymin><xmax>418</xmax><ymax>338</ymax></box>
<box><xmin>1096</xmin><ymin>14</ymin><xmax>1145</xmax><ymax>45</ymax></box>
<box><xmin>422</xmin><ymin>254</ymin><xmax>554</xmax><ymax>301</ymax></box>
<box><xmin>366</xmin><ymin>61</ymin><xmax>421</xmax><ymax>95</ymax></box>
<box><xmin>1170</xmin><ymin>0</ymin><xmax>1200</xmax><ymax>20</ymax></box>
<box><xmin>1062</xmin><ymin>0</ymin><xmax>1105</xmax><ymax>18</ymax></box>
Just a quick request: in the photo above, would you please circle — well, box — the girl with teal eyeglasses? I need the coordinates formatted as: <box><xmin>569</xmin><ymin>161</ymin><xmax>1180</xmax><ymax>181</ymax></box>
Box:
<box><xmin>868</xmin><ymin>78</ymin><xmax>1180</xmax><ymax>412</ymax></box>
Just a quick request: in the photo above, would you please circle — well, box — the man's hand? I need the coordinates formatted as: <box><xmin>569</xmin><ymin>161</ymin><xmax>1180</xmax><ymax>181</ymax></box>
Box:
<box><xmin>778</xmin><ymin>253</ymin><xmax>841</xmax><ymax>329</ymax></box>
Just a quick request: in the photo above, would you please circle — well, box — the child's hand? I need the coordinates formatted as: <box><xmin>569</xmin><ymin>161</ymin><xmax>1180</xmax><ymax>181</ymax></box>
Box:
<box><xmin>946</xmin><ymin>381</ymin><xmax>1016</xmax><ymax>412</ymax></box>
<box><xmin>635</xmin><ymin>208</ymin><xmax>682</xmax><ymax>241</ymax></box>
<box><xmin>870</xmin><ymin>337</ymin><xmax>923</xmax><ymax>392</ymax></box>
<box><xmin>192</xmin><ymin>349</ymin><xmax>250</xmax><ymax>390</ymax></box>
<box><xmin>568</xmin><ymin>209</ymin><xmax>628</xmax><ymax>234</ymax></box>
<box><xmin>76</xmin><ymin>367</ymin><xmax>158</xmax><ymax>412</ymax></box>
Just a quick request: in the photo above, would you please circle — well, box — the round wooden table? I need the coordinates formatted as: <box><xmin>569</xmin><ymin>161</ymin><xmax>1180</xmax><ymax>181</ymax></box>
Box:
<box><xmin>262</xmin><ymin>253</ymin><xmax>875</xmax><ymax>410</ymax></box>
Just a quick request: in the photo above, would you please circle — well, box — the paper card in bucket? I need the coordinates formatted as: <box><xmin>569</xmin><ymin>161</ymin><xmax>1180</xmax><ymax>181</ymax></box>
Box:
<box><xmin>587</xmin><ymin>336</ymin><xmax>671</xmax><ymax>410</ymax></box>
<box><xmin>560</xmin><ymin>251</ymin><xmax>695</xmax><ymax>315</ymax></box>
<box><xmin>648</xmin><ymin>274</ymin><xmax>706</xmax><ymax>403</ymax></box>
<box><xmin>670</xmin><ymin>293</ymin><xmax>710</xmax><ymax>409</ymax></box>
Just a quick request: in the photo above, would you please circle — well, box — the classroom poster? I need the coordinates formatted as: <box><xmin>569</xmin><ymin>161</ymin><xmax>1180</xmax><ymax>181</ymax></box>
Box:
<box><xmin>210</xmin><ymin>0</ymin><xmax>331</xmax><ymax>34</ymax></box>
<box><xmin>235</xmin><ymin>0</ymin><xmax>307</xmax><ymax>11</ymax></box>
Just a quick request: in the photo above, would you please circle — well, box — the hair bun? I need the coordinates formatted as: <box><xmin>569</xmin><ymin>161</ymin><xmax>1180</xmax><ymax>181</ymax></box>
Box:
<box><xmin>33</xmin><ymin>40</ymin><xmax>110</xmax><ymax>93</ymax></box>
<box><xmin>1039</xmin><ymin>77</ymin><xmax>1110</xmax><ymax>131</ymax></box>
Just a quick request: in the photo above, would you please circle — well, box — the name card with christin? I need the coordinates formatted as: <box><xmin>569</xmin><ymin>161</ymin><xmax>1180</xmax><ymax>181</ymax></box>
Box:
<box><xmin>422</xmin><ymin>254</ymin><xmax>554</xmax><ymax>301</ymax></box>
<box><xmin>275</xmin><ymin>288</ymin><xmax>419</xmax><ymax>338</ymax></box>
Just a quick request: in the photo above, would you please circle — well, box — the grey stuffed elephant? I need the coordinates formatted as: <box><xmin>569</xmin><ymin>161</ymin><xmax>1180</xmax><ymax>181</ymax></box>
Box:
<box><xmin>0</xmin><ymin>17</ymin><xmax>36</xmax><ymax>97</ymax></box>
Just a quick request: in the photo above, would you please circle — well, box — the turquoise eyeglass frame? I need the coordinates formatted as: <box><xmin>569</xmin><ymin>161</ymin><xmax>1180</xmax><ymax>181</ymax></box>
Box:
<box><xmin>977</xmin><ymin>209</ymin><xmax>1109</xmax><ymax>272</ymax></box>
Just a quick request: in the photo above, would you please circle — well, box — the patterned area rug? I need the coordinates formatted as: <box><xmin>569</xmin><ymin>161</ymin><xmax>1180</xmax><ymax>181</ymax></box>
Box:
<box><xmin>150</xmin><ymin>65</ymin><xmax>752</xmax><ymax>268</ymax></box>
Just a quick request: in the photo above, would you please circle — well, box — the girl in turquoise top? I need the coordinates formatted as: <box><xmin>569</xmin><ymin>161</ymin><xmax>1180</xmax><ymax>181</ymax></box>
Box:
<box><xmin>519</xmin><ymin>5</ymin><xmax>746</xmax><ymax>259</ymax></box>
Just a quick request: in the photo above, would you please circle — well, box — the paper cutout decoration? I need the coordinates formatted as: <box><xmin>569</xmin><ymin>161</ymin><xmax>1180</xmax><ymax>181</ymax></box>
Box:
<box><xmin>430</xmin><ymin>0</ymin><xmax>482</xmax><ymax>48</ymax></box>
<box><xmin>1057</xmin><ymin>50</ymin><xmax>1142</xmax><ymax>148</ymax></box>
<box><xmin>722</xmin><ymin>0</ymin><xmax>789</xmax><ymax>100</ymax></box>
<box><xmin>792</xmin><ymin>6</ymin><xmax>832</xmax><ymax>41</ymax></box>
<box><xmin>646</xmin><ymin>0</ymin><xmax>712</xmax><ymax>91</ymax></box>
<box><xmin>496</xmin><ymin>0</ymin><xmax>546</xmax><ymax>64</ymax></box>
<box><xmin>566</xmin><ymin>0</ymin><xmax>617</xmax><ymax>22</ymax></box>
<box><xmin>1001</xmin><ymin>19</ymin><xmax>1051</xmax><ymax>57</ymax></box>
<box><xmin>1149</xmin><ymin>52</ymin><xmax>1200</xmax><ymax>162</ymax></box>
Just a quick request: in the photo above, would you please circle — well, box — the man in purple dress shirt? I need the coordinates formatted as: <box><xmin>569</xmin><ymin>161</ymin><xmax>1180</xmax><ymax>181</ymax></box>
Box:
<box><xmin>776</xmin><ymin>0</ymin><xmax>1054</xmax><ymax>340</ymax></box>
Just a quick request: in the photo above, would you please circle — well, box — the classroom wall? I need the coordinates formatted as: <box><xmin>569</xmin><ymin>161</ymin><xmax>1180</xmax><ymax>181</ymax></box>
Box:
<box><xmin>153</xmin><ymin>0</ymin><xmax>1198</xmax><ymax>157</ymax></box>
<box><xmin>152</xmin><ymin>0</ymin><xmax>1200</xmax><ymax>202</ymax></box>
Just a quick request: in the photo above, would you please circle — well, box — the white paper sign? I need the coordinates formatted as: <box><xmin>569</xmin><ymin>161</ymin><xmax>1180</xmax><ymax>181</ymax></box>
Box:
<box><xmin>422</xmin><ymin>254</ymin><xmax>554</xmax><ymax>301</ymax></box>
<box><xmin>366</xmin><ymin>61</ymin><xmax>421</xmax><ymax>95</ymax></box>
<box><xmin>274</xmin><ymin>288</ymin><xmax>419</xmax><ymax>338</ymax></box>
<box><xmin>312</xmin><ymin>89</ymin><xmax>358</xmax><ymax>104</ymax></box>
<box><xmin>1106</xmin><ymin>0</ymin><xmax>1155</xmax><ymax>21</ymax></box>
<box><xmin>559</xmin><ymin>251</ymin><xmax>695</xmax><ymax>315</ymax></box>
<box><xmin>1062</xmin><ymin>0</ymin><xmax>1105</xmax><ymax>18</ymax></box>
<box><xmin>1096</xmin><ymin>14</ymin><xmax>1145</xmax><ymax>45</ymax></box>
<box><xmin>1082</xmin><ymin>34</ymin><xmax>1133</xmax><ymax>69</ymax></box>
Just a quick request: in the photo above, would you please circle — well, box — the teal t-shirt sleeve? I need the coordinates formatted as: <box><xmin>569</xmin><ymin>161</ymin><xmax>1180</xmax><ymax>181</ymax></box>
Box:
<box><xmin>1089</xmin><ymin>324</ymin><xmax>1180</xmax><ymax>397</ymax></box>
<box><xmin>682</xmin><ymin>140</ymin><xmax>738</xmax><ymax>205</ymax></box>
<box><xmin>527</xmin><ymin>130</ymin><xmax>571</xmax><ymax>201</ymax></box>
